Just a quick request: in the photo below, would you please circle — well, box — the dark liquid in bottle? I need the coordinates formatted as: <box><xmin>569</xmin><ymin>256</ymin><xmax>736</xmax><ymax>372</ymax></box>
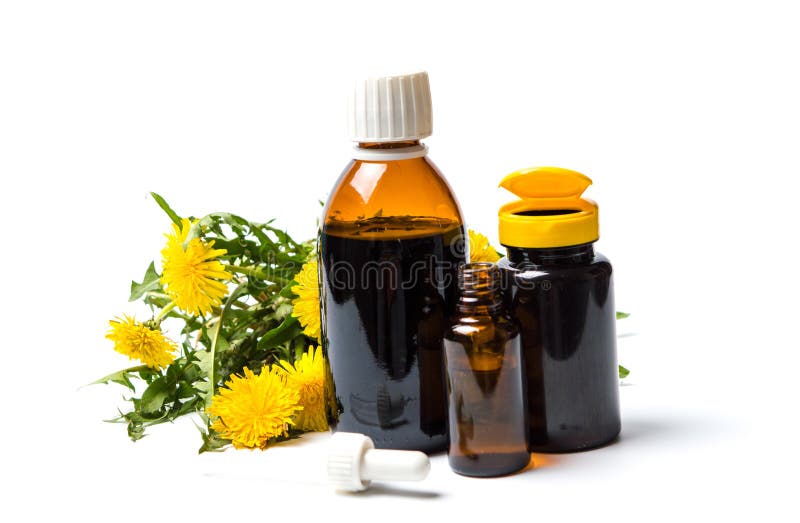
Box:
<box><xmin>319</xmin><ymin>216</ymin><xmax>466</xmax><ymax>452</ymax></box>
<box><xmin>445</xmin><ymin>338</ymin><xmax>530</xmax><ymax>476</ymax></box>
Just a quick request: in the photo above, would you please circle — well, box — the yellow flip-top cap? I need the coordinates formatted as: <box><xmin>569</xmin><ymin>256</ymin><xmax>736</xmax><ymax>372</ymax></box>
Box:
<box><xmin>498</xmin><ymin>166</ymin><xmax>599</xmax><ymax>248</ymax></box>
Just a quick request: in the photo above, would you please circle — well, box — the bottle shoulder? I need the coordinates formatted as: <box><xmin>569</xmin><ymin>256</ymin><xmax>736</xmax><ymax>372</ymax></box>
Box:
<box><xmin>593</xmin><ymin>250</ymin><xmax>612</xmax><ymax>265</ymax></box>
<box><xmin>498</xmin><ymin>250</ymin><xmax>612</xmax><ymax>277</ymax></box>
<box><xmin>322</xmin><ymin>155</ymin><xmax>463</xmax><ymax>231</ymax></box>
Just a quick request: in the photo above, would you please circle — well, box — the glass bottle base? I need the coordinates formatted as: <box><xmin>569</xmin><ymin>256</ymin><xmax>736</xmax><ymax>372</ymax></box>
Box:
<box><xmin>448</xmin><ymin>451</ymin><xmax>531</xmax><ymax>477</ymax></box>
<box><xmin>530</xmin><ymin>427</ymin><xmax>620</xmax><ymax>453</ymax></box>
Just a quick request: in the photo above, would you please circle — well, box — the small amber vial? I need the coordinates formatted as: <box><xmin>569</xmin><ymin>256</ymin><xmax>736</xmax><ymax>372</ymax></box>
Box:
<box><xmin>444</xmin><ymin>263</ymin><xmax>530</xmax><ymax>477</ymax></box>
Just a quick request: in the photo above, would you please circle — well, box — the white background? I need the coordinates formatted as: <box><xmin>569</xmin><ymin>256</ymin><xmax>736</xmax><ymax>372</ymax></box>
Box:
<box><xmin>1</xmin><ymin>0</ymin><xmax>798</xmax><ymax>520</ymax></box>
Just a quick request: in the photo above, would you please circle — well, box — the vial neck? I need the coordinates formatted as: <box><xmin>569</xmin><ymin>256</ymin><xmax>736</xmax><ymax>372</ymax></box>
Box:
<box><xmin>457</xmin><ymin>263</ymin><xmax>504</xmax><ymax>316</ymax></box>
<box><xmin>505</xmin><ymin>243</ymin><xmax>595</xmax><ymax>266</ymax></box>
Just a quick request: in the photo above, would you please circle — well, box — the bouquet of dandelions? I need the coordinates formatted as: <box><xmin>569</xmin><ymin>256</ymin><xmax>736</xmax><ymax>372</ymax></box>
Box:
<box><xmin>95</xmin><ymin>194</ymin><xmax>326</xmax><ymax>452</ymax></box>
<box><xmin>95</xmin><ymin>194</ymin><xmax>629</xmax><ymax>453</ymax></box>
<box><xmin>94</xmin><ymin>193</ymin><xmax>510</xmax><ymax>452</ymax></box>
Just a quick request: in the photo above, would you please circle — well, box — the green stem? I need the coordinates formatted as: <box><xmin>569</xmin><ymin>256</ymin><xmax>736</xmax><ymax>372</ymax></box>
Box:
<box><xmin>145</xmin><ymin>291</ymin><xmax>172</xmax><ymax>300</ymax></box>
<box><xmin>154</xmin><ymin>301</ymin><xmax>177</xmax><ymax>323</ymax></box>
<box><xmin>205</xmin><ymin>282</ymin><xmax>248</xmax><ymax>409</ymax></box>
<box><xmin>228</xmin><ymin>265</ymin><xmax>291</xmax><ymax>285</ymax></box>
<box><xmin>86</xmin><ymin>365</ymin><xmax>150</xmax><ymax>388</ymax></box>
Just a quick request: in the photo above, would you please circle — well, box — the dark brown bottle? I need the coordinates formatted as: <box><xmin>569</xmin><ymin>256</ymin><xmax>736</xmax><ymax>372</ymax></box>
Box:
<box><xmin>497</xmin><ymin>166</ymin><xmax>621</xmax><ymax>452</ymax></box>
<box><xmin>319</xmin><ymin>72</ymin><xmax>467</xmax><ymax>452</ymax></box>
<box><xmin>444</xmin><ymin>263</ymin><xmax>530</xmax><ymax>476</ymax></box>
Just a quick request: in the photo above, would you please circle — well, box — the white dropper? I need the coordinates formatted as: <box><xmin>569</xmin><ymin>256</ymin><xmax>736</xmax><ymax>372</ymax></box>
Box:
<box><xmin>327</xmin><ymin>432</ymin><xmax>430</xmax><ymax>491</ymax></box>
<box><xmin>200</xmin><ymin>432</ymin><xmax>430</xmax><ymax>493</ymax></box>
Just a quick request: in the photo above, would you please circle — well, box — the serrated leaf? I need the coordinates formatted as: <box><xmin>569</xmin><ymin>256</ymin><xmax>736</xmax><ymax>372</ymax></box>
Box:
<box><xmin>195</xmin><ymin>349</ymin><xmax>213</xmax><ymax>394</ymax></box>
<box><xmin>138</xmin><ymin>367</ymin><xmax>160</xmax><ymax>384</ymax></box>
<box><xmin>195</xmin><ymin>420</ymin><xmax>230</xmax><ymax>453</ymax></box>
<box><xmin>129</xmin><ymin>262</ymin><xmax>161</xmax><ymax>302</ymax></box>
<box><xmin>195</xmin><ymin>381</ymin><xmax>211</xmax><ymax>397</ymax></box>
<box><xmin>194</xmin><ymin>347</ymin><xmax>217</xmax><ymax>402</ymax></box>
<box><xmin>143</xmin><ymin>294</ymin><xmax>172</xmax><ymax>311</ymax></box>
<box><xmin>181</xmin><ymin>362</ymin><xmax>203</xmax><ymax>384</ymax></box>
<box><xmin>618</xmin><ymin>365</ymin><xmax>630</xmax><ymax>379</ymax></box>
<box><xmin>616</xmin><ymin>311</ymin><xmax>630</xmax><ymax>320</ymax></box>
<box><xmin>176</xmin><ymin>381</ymin><xmax>198</xmax><ymax>400</ymax></box>
<box><xmin>257</xmin><ymin>315</ymin><xmax>300</xmax><ymax>351</ymax></box>
<box><xmin>150</xmin><ymin>192</ymin><xmax>182</xmax><ymax>227</ymax></box>
<box><xmin>175</xmin><ymin>397</ymin><xmax>202</xmax><ymax>417</ymax></box>
<box><xmin>89</xmin><ymin>366</ymin><xmax>148</xmax><ymax>391</ymax></box>
<box><xmin>140</xmin><ymin>377</ymin><xmax>170</xmax><ymax>414</ymax></box>
<box><xmin>207</xmin><ymin>322</ymin><xmax>231</xmax><ymax>354</ymax></box>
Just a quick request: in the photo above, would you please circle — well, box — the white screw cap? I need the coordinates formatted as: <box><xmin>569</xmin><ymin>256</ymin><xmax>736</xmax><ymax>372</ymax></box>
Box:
<box><xmin>327</xmin><ymin>432</ymin><xmax>431</xmax><ymax>492</ymax></box>
<box><xmin>348</xmin><ymin>71</ymin><xmax>433</xmax><ymax>143</ymax></box>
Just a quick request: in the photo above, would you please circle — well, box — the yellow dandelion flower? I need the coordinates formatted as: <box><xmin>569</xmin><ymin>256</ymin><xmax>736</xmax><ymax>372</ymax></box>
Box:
<box><xmin>106</xmin><ymin>315</ymin><xmax>177</xmax><ymax>369</ymax></box>
<box><xmin>276</xmin><ymin>346</ymin><xmax>329</xmax><ymax>432</ymax></box>
<box><xmin>160</xmin><ymin>218</ymin><xmax>232</xmax><ymax>316</ymax></box>
<box><xmin>208</xmin><ymin>366</ymin><xmax>302</xmax><ymax>449</ymax></box>
<box><xmin>469</xmin><ymin>229</ymin><xmax>501</xmax><ymax>263</ymax></box>
<box><xmin>291</xmin><ymin>260</ymin><xmax>321</xmax><ymax>341</ymax></box>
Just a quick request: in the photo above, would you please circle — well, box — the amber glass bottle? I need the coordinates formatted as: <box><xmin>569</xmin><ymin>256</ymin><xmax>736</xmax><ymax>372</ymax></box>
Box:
<box><xmin>319</xmin><ymin>72</ymin><xmax>466</xmax><ymax>452</ymax></box>
<box><xmin>444</xmin><ymin>263</ymin><xmax>530</xmax><ymax>476</ymax></box>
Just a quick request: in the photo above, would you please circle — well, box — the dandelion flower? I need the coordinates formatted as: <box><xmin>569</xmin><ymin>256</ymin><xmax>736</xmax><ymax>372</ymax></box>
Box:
<box><xmin>276</xmin><ymin>346</ymin><xmax>329</xmax><ymax>432</ymax></box>
<box><xmin>291</xmin><ymin>260</ymin><xmax>321</xmax><ymax>341</ymax></box>
<box><xmin>106</xmin><ymin>315</ymin><xmax>177</xmax><ymax>369</ymax></box>
<box><xmin>208</xmin><ymin>366</ymin><xmax>302</xmax><ymax>449</ymax></box>
<box><xmin>469</xmin><ymin>229</ymin><xmax>500</xmax><ymax>263</ymax></box>
<box><xmin>160</xmin><ymin>218</ymin><xmax>231</xmax><ymax>316</ymax></box>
